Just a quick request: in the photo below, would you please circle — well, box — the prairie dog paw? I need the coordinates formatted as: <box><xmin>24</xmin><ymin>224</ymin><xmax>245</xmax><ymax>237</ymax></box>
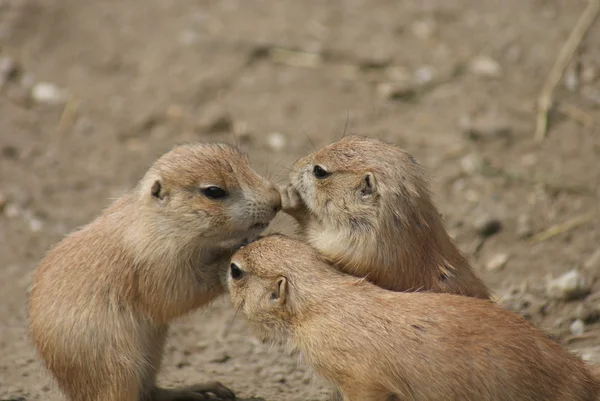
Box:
<box><xmin>279</xmin><ymin>184</ymin><xmax>305</xmax><ymax>214</ymax></box>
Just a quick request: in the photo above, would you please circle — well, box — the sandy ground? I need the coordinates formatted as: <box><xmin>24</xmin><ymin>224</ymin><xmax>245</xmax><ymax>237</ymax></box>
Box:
<box><xmin>1</xmin><ymin>0</ymin><xmax>599</xmax><ymax>400</ymax></box>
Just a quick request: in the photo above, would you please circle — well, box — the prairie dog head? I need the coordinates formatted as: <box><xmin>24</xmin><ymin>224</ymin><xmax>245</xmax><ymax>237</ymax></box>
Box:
<box><xmin>138</xmin><ymin>143</ymin><xmax>281</xmax><ymax>249</ymax></box>
<box><xmin>291</xmin><ymin>134</ymin><xmax>430</xmax><ymax>225</ymax></box>
<box><xmin>228</xmin><ymin>235</ymin><xmax>334</xmax><ymax>341</ymax></box>
<box><xmin>290</xmin><ymin>135</ymin><xmax>441</xmax><ymax>272</ymax></box>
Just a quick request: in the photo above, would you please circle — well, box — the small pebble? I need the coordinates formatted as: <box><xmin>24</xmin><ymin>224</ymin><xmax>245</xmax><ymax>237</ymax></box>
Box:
<box><xmin>266</xmin><ymin>132</ymin><xmax>286</xmax><ymax>152</ymax></box>
<box><xmin>485</xmin><ymin>253</ymin><xmax>509</xmax><ymax>272</ymax></box>
<box><xmin>31</xmin><ymin>82</ymin><xmax>65</xmax><ymax>104</ymax></box>
<box><xmin>377</xmin><ymin>82</ymin><xmax>416</xmax><ymax>101</ymax></box>
<box><xmin>4</xmin><ymin>202</ymin><xmax>21</xmax><ymax>218</ymax></box>
<box><xmin>27</xmin><ymin>216</ymin><xmax>44</xmax><ymax>232</ymax></box>
<box><xmin>414</xmin><ymin>65</ymin><xmax>436</xmax><ymax>84</ymax></box>
<box><xmin>576</xmin><ymin>345</ymin><xmax>600</xmax><ymax>365</ymax></box>
<box><xmin>459</xmin><ymin>153</ymin><xmax>482</xmax><ymax>175</ymax></box>
<box><xmin>563</xmin><ymin>63</ymin><xmax>580</xmax><ymax>92</ymax></box>
<box><xmin>474</xmin><ymin>215</ymin><xmax>503</xmax><ymax>237</ymax></box>
<box><xmin>468</xmin><ymin>55</ymin><xmax>502</xmax><ymax>78</ymax></box>
<box><xmin>546</xmin><ymin>270</ymin><xmax>590</xmax><ymax>301</ymax></box>
<box><xmin>569</xmin><ymin>319</ymin><xmax>585</xmax><ymax>336</ymax></box>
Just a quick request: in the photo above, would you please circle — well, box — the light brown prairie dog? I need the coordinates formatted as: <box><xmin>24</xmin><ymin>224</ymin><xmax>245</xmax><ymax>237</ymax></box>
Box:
<box><xmin>28</xmin><ymin>143</ymin><xmax>281</xmax><ymax>401</ymax></box>
<box><xmin>228</xmin><ymin>235</ymin><xmax>600</xmax><ymax>401</ymax></box>
<box><xmin>281</xmin><ymin>134</ymin><xmax>490</xmax><ymax>299</ymax></box>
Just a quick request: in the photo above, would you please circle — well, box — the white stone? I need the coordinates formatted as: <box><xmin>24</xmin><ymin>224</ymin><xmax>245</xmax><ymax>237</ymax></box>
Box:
<box><xmin>485</xmin><ymin>253</ymin><xmax>509</xmax><ymax>272</ymax></box>
<box><xmin>459</xmin><ymin>153</ymin><xmax>482</xmax><ymax>175</ymax></box>
<box><xmin>266</xmin><ymin>132</ymin><xmax>286</xmax><ymax>152</ymax></box>
<box><xmin>546</xmin><ymin>270</ymin><xmax>589</xmax><ymax>300</ymax></box>
<box><xmin>469</xmin><ymin>56</ymin><xmax>502</xmax><ymax>78</ymax></box>
<box><xmin>32</xmin><ymin>82</ymin><xmax>65</xmax><ymax>104</ymax></box>
<box><xmin>415</xmin><ymin>66</ymin><xmax>436</xmax><ymax>84</ymax></box>
<box><xmin>4</xmin><ymin>203</ymin><xmax>20</xmax><ymax>218</ymax></box>
<box><xmin>569</xmin><ymin>319</ymin><xmax>585</xmax><ymax>336</ymax></box>
<box><xmin>28</xmin><ymin>217</ymin><xmax>43</xmax><ymax>233</ymax></box>
<box><xmin>575</xmin><ymin>345</ymin><xmax>600</xmax><ymax>365</ymax></box>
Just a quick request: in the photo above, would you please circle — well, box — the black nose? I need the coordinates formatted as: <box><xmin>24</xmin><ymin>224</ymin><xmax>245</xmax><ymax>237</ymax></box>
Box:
<box><xmin>230</xmin><ymin>263</ymin><xmax>243</xmax><ymax>279</ymax></box>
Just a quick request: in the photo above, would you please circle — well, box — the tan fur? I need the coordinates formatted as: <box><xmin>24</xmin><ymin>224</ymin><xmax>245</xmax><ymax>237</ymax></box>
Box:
<box><xmin>228</xmin><ymin>235</ymin><xmax>600</xmax><ymax>401</ymax></box>
<box><xmin>28</xmin><ymin>143</ymin><xmax>281</xmax><ymax>401</ymax></box>
<box><xmin>281</xmin><ymin>134</ymin><xmax>490</xmax><ymax>299</ymax></box>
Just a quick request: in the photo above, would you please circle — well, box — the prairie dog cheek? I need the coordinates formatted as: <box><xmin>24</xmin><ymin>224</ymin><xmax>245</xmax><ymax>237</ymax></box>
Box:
<box><xmin>296</xmin><ymin>173</ymin><xmax>318</xmax><ymax>213</ymax></box>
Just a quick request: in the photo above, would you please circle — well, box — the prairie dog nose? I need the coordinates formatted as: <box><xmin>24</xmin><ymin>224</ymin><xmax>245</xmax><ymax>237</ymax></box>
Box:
<box><xmin>268</xmin><ymin>186</ymin><xmax>282</xmax><ymax>213</ymax></box>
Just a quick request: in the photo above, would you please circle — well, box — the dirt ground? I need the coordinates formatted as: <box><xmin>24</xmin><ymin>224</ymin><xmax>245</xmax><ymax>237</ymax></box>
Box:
<box><xmin>1</xmin><ymin>0</ymin><xmax>599</xmax><ymax>400</ymax></box>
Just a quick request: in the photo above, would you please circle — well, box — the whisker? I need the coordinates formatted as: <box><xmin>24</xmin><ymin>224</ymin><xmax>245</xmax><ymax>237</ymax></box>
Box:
<box><xmin>341</xmin><ymin>108</ymin><xmax>351</xmax><ymax>138</ymax></box>
<box><xmin>277</xmin><ymin>164</ymin><xmax>296</xmax><ymax>173</ymax></box>
<box><xmin>301</xmin><ymin>126</ymin><xmax>317</xmax><ymax>151</ymax></box>
<box><xmin>267</xmin><ymin>154</ymin><xmax>290</xmax><ymax>182</ymax></box>
<box><xmin>222</xmin><ymin>304</ymin><xmax>243</xmax><ymax>338</ymax></box>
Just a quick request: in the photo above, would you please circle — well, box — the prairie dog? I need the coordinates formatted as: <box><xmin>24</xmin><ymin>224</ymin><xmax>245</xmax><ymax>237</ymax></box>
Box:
<box><xmin>281</xmin><ymin>134</ymin><xmax>490</xmax><ymax>299</ymax></box>
<box><xmin>228</xmin><ymin>235</ymin><xmax>600</xmax><ymax>401</ymax></box>
<box><xmin>28</xmin><ymin>143</ymin><xmax>281</xmax><ymax>401</ymax></box>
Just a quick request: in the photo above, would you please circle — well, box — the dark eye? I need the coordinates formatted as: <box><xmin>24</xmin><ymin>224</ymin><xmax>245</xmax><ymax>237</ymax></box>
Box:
<box><xmin>230</xmin><ymin>263</ymin><xmax>243</xmax><ymax>279</ymax></box>
<box><xmin>313</xmin><ymin>165</ymin><xmax>331</xmax><ymax>179</ymax></box>
<box><xmin>201</xmin><ymin>186</ymin><xmax>228</xmax><ymax>199</ymax></box>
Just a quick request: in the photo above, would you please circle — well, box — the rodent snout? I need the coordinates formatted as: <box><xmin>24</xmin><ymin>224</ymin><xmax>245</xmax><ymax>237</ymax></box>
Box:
<box><xmin>268</xmin><ymin>186</ymin><xmax>282</xmax><ymax>213</ymax></box>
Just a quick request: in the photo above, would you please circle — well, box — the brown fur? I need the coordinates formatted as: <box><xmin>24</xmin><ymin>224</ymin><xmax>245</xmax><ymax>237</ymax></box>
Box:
<box><xmin>228</xmin><ymin>235</ymin><xmax>600</xmax><ymax>401</ymax></box>
<box><xmin>281</xmin><ymin>134</ymin><xmax>490</xmax><ymax>299</ymax></box>
<box><xmin>28</xmin><ymin>143</ymin><xmax>281</xmax><ymax>401</ymax></box>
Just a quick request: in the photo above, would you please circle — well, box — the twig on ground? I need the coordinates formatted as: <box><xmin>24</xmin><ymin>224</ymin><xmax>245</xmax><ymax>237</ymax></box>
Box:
<box><xmin>58</xmin><ymin>98</ymin><xmax>78</xmax><ymax>133</ymax></box>
<box><xmin>529</xmin><ymin>212</ymin><xmax>597</xmax><ymax>244</ymax></box>
<box><xmin>534</xmin><ymin>0</ymin><xmax>600</xmax><ymax>142</ymax></box>
<box><xmin>556</xmin><ymin>102</ymin><xmax>595</xmax><ymax>129</ymax></box>
<box><xmin>563</xmin><ymin>332</ymin><xmax>598</xmax><ymax>345</ymax></box>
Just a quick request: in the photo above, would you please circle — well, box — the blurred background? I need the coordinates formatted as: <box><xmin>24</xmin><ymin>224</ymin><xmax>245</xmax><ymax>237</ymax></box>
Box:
<box><xmin>1</xmin><ymin>0</ymin><xmax>599</xmax><ymax>399</ymax></box>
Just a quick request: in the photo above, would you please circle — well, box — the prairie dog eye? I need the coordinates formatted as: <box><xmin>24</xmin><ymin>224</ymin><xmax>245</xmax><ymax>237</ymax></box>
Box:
<box><xmin>313</xmin><ymin>165</ymin><xmax>331</xmax><ymax>179</ymax></box>
<box><xmin>230</xmin><ymin>263</ymin><xmax>244</xmax><ymax>279</ymax></box>
<box><xmin>201</xmin><ymin>186</ymin><xmax>228</xmax><ymax>199</ymax></box>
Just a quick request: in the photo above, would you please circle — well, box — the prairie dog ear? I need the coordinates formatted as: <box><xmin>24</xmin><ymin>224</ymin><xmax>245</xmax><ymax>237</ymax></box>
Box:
<box><xmin>269</xmin><ymin>276</ymin><xmax>287</xmax><ymax>306</ymax></box>
<box><xmin>359</xmin><ymin>172</ymin><xmax>377</xmax><ymax>198</ymax></box>
<box><xmin>150</xmin><ymin>179</ymin><xmax>167</xmax><ymax>202</ymax></box>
